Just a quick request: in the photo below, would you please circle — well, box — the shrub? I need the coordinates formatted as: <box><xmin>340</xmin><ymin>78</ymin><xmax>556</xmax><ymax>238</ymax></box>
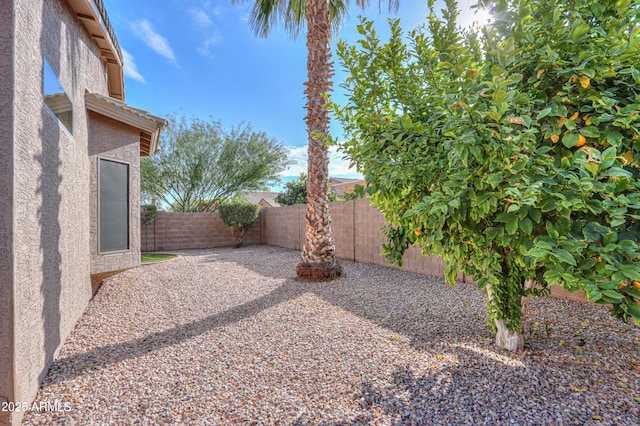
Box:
<box><xmin>218</xmin><ymin>203</ymin><xmax>260</xmax><ymax>247</ymax></box>
<box><xmin>140</xmin><ymin>204</ymin><xmax>157</xmax><ymax>225</ymax></box>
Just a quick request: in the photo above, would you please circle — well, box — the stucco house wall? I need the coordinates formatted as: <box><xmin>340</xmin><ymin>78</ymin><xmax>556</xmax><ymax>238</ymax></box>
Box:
<box><xmin>10</xmin><ymin>0</ymin><xmax>106</xmax><ymax>417</ymax></box>
<box><xmin>0</xmin><ymin>1</ymin><xmax>165</xmax><ymax>424</ymax></box>
<box><xmin>0</xmin><ymin>1</ymin><xmax>15</xmax><ymax>423</ymax></box>
<box><xmin>88</xmin><ymin>111</ymin><xmax>142</xmax><ymax>274</ymax></box>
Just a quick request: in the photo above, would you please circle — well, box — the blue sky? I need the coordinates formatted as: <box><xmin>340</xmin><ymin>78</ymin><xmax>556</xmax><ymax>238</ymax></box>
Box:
<box><xmin>103</xmin><ymin>0</ymin><xmax>487</xmax><ymax>189</ymax></box>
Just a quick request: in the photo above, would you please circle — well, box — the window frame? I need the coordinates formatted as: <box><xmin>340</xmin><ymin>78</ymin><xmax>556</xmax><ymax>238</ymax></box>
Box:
<box><xmin>42</xmin><ymin>56</ymin><xmax>74</xmax><ymax>137</ymax></box>
<box><xmin>97</xmin><ymin>157</ymin><xmax>131</xmax><ymax>255</ymax></box>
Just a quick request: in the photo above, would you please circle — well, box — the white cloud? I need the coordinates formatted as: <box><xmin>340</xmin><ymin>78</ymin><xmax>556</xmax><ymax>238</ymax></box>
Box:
<box><xmin>188</xmin><ymin>7</ymin><xmax>213</xmax><ymax>28</ymax></box>
<box><xmin>282</xmin><ymin>145</ymin><xmax>363</xmax><ymax>178</ymax></box>
<box><xmin>121</xmin><ymin>49</ymin><xmax>146</xmax><ymax>84</ymax></box>
<box><xmin>188</xmin><ymin>6</ymin><xmax>224</xmax><ymax>56</ymax></box>
<box><xmin>197</xmin><ymin>31</ymin><xmax>224</xmax><ymax>56</ymax></box>
<box><xmin>131</xmin><ymin>19</ymin><xmax>176</xmax><ymax>63</ymax></box>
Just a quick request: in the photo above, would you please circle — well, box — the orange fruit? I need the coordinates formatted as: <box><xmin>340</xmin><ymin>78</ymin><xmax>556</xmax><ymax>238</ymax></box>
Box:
<box><xmin>633</xmin><ymin>281</ymin><xmax>640</xmax><ymax>290</ymax></box>
<box><xmin>575</xmin><ymin>134</ymin><xmax>587</xmax><ymax>147</ymax></box>
<box><xmin>579</xmin><ymin>75</ymin><xmax>591</xmax><ymax>89</ymax></box>
<box><xmin>551</xmin><ymin>134</ymin><xmax>560</xmax><ymax>143</ymax></box>
<box><xmin>414</xmin><ymin>229</ymin><xmax>422</xmax><ymax>236</ymax></box>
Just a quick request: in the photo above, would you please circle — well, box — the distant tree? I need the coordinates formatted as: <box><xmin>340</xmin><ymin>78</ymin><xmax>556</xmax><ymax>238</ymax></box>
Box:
<box><xmin>276</xmin><ymin>173</ymin><xmax>338</xmax><ymax>206</ymax></box>
<box><xmin>142</xmin><ymin>114</ymin><xmax>290</xmax><ymax>212</ymax></box>
<box><xmin>140</xmin><ymin>204</ymin><xmax>157</xmax><ymax>225</ymax></box>
<box><xmin>218</xmin><ymin>203</ymin><xmax>260</xmax><ymax>247</ymax></box>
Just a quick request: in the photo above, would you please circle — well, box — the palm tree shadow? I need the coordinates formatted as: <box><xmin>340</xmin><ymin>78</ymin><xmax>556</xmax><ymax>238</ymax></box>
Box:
<box><xmin>42</xmin><ymin>278</ymin><xmax>306</xmax><ymax>386</ymax></box>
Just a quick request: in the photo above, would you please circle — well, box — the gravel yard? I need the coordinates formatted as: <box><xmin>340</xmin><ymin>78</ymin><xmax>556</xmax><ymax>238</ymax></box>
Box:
<box><xmin>23</xmin><ymin>246</ymin><xmax>639</xmax><ymax>425</ymax></box>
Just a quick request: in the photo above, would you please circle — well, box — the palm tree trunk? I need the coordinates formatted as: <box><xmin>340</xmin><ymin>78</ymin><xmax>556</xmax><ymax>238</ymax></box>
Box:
<box><xmin>296</xmin><ymin>0</ymin><xmax>343</xmax><ymax>281</ymax></box>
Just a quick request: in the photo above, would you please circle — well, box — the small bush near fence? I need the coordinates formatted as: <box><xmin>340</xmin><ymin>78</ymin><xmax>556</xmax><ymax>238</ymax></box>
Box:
<box><xmin>141</xmin><ymin>204</ymin><xmax>157</xmax><ymax>225</ymax></box>
<box><xmin>218</xmin><ymin>203</ymin><xmax>260</xmax><ymax>247</ymax></box>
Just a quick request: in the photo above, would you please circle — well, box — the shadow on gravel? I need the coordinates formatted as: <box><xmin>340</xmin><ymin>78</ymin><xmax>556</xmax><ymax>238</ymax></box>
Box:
<box><xmin>42</xmin><ymin>278</ymin><xmax>306</xmax><ymax>386</ymax></box>
<box><xmin>42</xmin><ymin>247</ymin><xmax>639</xmax><ymax>425</ymax></box>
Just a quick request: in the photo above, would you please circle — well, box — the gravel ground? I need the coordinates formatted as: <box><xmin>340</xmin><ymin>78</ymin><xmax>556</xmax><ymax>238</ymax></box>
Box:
<box><xmin>22</xmin><ymin>246</ymin><xmax>639</xmax><ymax>425</ymax></box>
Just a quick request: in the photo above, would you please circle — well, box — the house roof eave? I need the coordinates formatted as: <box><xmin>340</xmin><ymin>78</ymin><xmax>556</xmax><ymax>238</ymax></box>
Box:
<box><xmin>85</xmin><ymin>92</ymin><xmax>167</xmax><ymax>156</ymax></box>
<box><xmin>66</xmin><ymin>0</ymin><xmax>125</xmax><ymax>100</ymax></box>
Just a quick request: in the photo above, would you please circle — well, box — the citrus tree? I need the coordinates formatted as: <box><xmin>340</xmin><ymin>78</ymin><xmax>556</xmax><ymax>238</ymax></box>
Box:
<box><xmin>332</xmin><ymin>0</ymin><xmax>640</xmax><ymax>350</ymax></box>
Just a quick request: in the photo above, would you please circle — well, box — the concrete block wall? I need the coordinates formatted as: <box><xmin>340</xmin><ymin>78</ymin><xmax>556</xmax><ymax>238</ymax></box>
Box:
<box><xmin>261</xmin><ymin>204</ymin><xmax>305</xmax><ymax>252</ymax></box>
<box><xmin>141</xmin><ymin>211</ymin><xmax>263</xmax><ymax>252</ymax></box>
<box><xmin>261</xmin><ymin>199</ymin><xmax>451</xmax><ymax>279</ymax></box>
<box><xmin>141</xmin><ymin>201</ymin><xmax>587</xmax><ymax>302</ymax></box>
<box><xmin>261</xmin><ymin>199</ymin><xmax>585</xmax><ymax>301</ymax></box>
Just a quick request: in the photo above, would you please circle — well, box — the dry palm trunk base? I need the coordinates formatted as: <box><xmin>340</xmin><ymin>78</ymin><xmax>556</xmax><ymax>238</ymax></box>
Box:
<box><xmin>296</xmin><ymin>258</ymin><xmax>344</xmax><ymax>281</ymax></box>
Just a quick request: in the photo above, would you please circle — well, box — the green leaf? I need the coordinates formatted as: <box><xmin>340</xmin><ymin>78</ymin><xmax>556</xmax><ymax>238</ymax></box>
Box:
<box><xmin>579</xmin><ymin>126</ymin><xmax>600</xmax><ymax>138</ymax></box>
<box><xmin>520</xmin><ymin>217</ymin><xmax>534</xmax><ymax>234</ymax></box>
<box><xmin>539</xmin><ymin>199</ymin><xmax>557</xmax><ymax>213</ymax></box>
<box><xmin>486</xmin><ymin>111</ymin><xmax>502</xmax><ymax>121</ymax></box>
<box><xmin>400</xmin><ymin>115</ymin><xmax>413</xmax><ymax>129</ymax></box>
<box><xmin>495</xmin><ymin>212</ymin><xmax>515</xmax><ymax>223</ymax></box>
<box><xmin>485</xmin><ymin>227</ymin><xmax>502</xmax><ymax>240</ymax></box>
<box><xmin>562</xmin><ymin>132</ymin><xmax>580</xmax><ymax>147</ymax></box>
<box><xmin>537</xmin><ymin>107</ymin><xmax>552</xmax><ymax>120</ymax></box>
<box><xmin>602</xmin><ymin>130</ymin><xmax>623</xmax><ymax>146</ymax></box>
<box><xmin>582</xmin><ymin>222</ymin><xmax>609</xmax><ymax>242</ymax></box>
<box><xmin>491</xmin><ymin>65</ymin><xmax>504</xmax><ymax>77</ymax></box>
<box><xmin>618</xmin><ymin>264</ymin><xmax>640</xmax><ymax>282</ymax></box>
<box><xmin>621</xmin><ymin>287</ymin><xmax>640</xmax><ymax>299</ymax></box>
<box><xmin>602</xmin><ymin>168</ymin><xmax>631</xmax><ymax>178</ymax></box>
<box><xmin>570</xmin><ymin>22</ymin><xmax>590</xmax><ymax>41</ymax></box>
<box><xmin>529</xmin><ymin>208</ymin><xmax>542</xmax><ymax>223</ymax></box>
<box><xmin>506</xmin><ymin>216</ymin><xmax>519</xmax><ymax>235</ymax></box>
<box><xmin>551</xmin><ymin>249</ymin><xmax>577</xmax><ymax>266</ymax></box>
<box><xmin>493</xmin><ymin>90</ymin><xmax>507</xmax><ymax>103</ymax></box>
<box><xmin>528</xmin><ymin>247</ymin><xmax>550</xmax><ymax>257</ymax></box>
<box><xmin>602</xmin><ymin>290</ymin><xmax>625</xmax><ymax>300</ymax></box>
<box><xmin>486</xmin><ymin>173</ymin><xmax>504</xmax><ymax>185</ymax></box>
<box><xmin>627</xmin><ymin>302</ymin><xmax>640</xmax><ymax>321</ymax></box>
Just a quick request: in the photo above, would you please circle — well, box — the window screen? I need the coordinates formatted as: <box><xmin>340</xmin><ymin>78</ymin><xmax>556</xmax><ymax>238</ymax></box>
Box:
<box><xmin>99</xmin><ymin>159</ymin><xmax>130</xmax><ymax>253</ymax></box>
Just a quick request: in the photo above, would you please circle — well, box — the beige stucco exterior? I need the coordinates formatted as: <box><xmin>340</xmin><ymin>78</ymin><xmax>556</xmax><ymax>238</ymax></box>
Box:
<box><xmin>0</xmin><ymin>1</ymin><xmax>164</xmax><ymax>424</ymax></box>
<box><xmin>88</xmin><ymin>111</ymin><xmax>142</xmax><ymax>274</ymax></box>
<box><xmin>0</xmin><ymin>1</ymin><xmax>15</xmax><ymax>424</ymax></box>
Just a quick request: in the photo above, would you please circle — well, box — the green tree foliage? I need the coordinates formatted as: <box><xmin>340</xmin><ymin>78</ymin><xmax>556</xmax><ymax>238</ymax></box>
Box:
<box><xmin>142</xmin><ymin>114</ymin><xmax>290</xmax><ymax>212</ymax></box>
<box><xmin>140</xmin><ymin>204</ymin><xmax>157</xmax><ymax>225</ymax></box>
<box><xmin>218</xmin><ymin>203</ymin><xmax>260</xmax><ymax>247</ymax></box>
<box><xmin>333</xmin><ymin>0</ymin><xmax>640</xmax><ymax>348</ymax></box>
<box><xmin>276</xmin><ymin>173</ymin><xmax>338</xmax><ymax>205</ymax></box>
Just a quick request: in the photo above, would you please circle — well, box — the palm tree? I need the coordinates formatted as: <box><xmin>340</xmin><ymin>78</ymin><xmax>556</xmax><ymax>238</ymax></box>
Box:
<box><xmin>235</xmin><ymin>0</ymin><xmax>398</xmax><ymax>280</ymax></box>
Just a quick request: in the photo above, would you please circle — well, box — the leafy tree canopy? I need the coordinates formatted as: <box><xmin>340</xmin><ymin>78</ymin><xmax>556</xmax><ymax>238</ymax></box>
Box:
<box><xmin>333</xmin><ymin>0</ymin><xmax>640</xmax><ymax>349</ymax></box>
<box><xmin>142</xmin><ymin>114</ymin><xmax>290</xmax><ymax>212</ymax></box>
<box><xmin>276</xmin><ymin>173</ymin><xmax>338</xmax><ymax>205</ymax></box>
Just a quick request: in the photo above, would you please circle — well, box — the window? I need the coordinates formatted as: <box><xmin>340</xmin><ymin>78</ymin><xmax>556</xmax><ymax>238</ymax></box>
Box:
<box><xmin>43</xmin><ymin>57</ymin><xmax>73</xmax><ymax>135</ymax></box>
<box><xmin>99</xmin><ymin>158</ymin><xmax>130</xmax><ymax>253</ymax></box>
